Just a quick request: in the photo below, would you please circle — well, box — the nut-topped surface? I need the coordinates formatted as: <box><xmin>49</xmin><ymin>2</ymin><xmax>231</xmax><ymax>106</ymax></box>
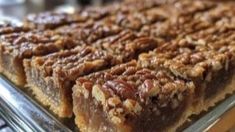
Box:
<box><xmin>104</xmin><ymin>7</ymin><xmax>167</xmax><ymax>31</ymax></box>
<box><xmin>138</xmin><ymin>0</ymin><xmax>218</xmax><ymax>40</ymax></box>
<box><xmin>30</xmin><ymin>46</ymin><xmax>119</xmax><ymax>80</ymax></box>
<box><xmin>25</xmin><ymin>11</ymin><xmax>89</xmax><ymax>29</ymax></box>
<box><xmin>23</xmin><ymin>0</ymin><xmax>162</xmax><ymax>30</ymax></box>
<box><xmin>139</xmin><ymin>38</ymin><xmax>234</xmax><ymax>81</ymax></box>
<box><xmin>55</xmin><ymin>22</ymin><xmax>122</xmax><ymax>44</ymax></box>
<box><xmin>0</xmin><ymin>30</ymin><xmax>80</xmax><ymax>58</ymax></box>
<box><xmin>91</xmin><ymin>30</ymin><xmax>158</xmax><ymax>61</ymax></box>
<box><xmin>54</xmin><ymin>7</ymin><xmax>169</xmax><ymax>45</ymax></box>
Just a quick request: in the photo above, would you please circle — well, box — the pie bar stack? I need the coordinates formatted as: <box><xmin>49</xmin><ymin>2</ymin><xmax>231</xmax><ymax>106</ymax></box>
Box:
<box><xmin>1</xmin><ymin>0</ymin><xmax>235</xmax><ymax>131</ymax></box>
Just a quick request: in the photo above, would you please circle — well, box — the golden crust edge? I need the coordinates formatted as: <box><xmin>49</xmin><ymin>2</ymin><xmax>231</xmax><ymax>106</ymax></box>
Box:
<box><xmin>27</xmin><ymin>84</ymin><xmax>73</xmax><ymax>118</ymax></box>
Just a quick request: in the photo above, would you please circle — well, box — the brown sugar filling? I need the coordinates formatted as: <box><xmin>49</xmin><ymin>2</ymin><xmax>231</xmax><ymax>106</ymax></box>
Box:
<box><xmin>204</xmin><ymin>68</ymin><xmax>235</xmax><ymax>100</ymax></box>
<box><xmin>73</xmin><ymin>85</ymin><xmax>190</xmax><ymax>132</ymax></box>
<box><xmin>26</xmin><ymin>67</ymin><xmax>60</xmax><ymax>106</ymax></box>
<box><xmin>24</xmin><ymin>62</ymin><xmax>73</xmax><ymax>117</ymax></box>
<box><xmin>73</xmin><ymin>91</ymin><xmax>117</xmax><ymax>132</ymax></box>
<box><xmin>132</xmin><ymin>95</ymin><xmax>189</xmax><ymax>131</ymax></box>
<box><xmin>0</xmin><ymin>53</ymin><xmax>25</xmax><ymax>85</ymax></box>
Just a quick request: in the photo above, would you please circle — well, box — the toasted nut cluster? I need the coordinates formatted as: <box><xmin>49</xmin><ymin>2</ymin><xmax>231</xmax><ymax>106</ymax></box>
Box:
<box><xmin>23</xmin><ymin>0</ymin><xmax>165</xmax><ymax>30</ymax></box>
<box><xmin>92</xmin><ymin>84</ymin><xmax>110</xmax><ymax>105</ymax></box>
<box><xmin>31</xmin><ymin>46</ymin><xmax>119</xmax><ymax>79</ymax></box>
<box><xmin>108</xmin><ymin>97</ymin><xmax>122</xmax><ymax>107</ymax></box>
<box><xmin>123</xmin><ymin>99</ymin><xmax>142</xmax><ymax>114</ymax></box>
<box><xmin>55</xmin><ymin>22</ymin><xmax>122</xmax><ymax>44</ymax></box>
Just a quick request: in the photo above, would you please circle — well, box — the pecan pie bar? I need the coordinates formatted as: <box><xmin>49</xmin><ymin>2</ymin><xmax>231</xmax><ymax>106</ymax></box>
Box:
<box><xmin>72</xmin><ymin>61</ymin><xmax>195</xmax><ymax>132</ymax></box>
<box><xmin>139</xmin><ymin>36</ymin><xmax>235</xmax><ymax>115</ymax></box>
<box><xmin>24</xmin><ymin>46</ymin><xmax>119</xmax><ymax>117</ymax></box>
<box><xmin>0</xmin><ymin>30</ymin><xmax>79</xmax><ymax>86</ymax></box>
<box><xmin>23</xmin><ymin>32</ymin><xmax>157</xmax><ymax>117</ymax></box>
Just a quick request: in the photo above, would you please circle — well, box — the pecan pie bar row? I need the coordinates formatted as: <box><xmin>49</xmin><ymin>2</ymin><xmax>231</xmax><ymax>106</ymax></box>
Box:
<box><xmin>24</xmin><ymin>0</ymin><xmax>218</xmax><ymax>39</ymax></box>
<box><xmin>0</xmin><ymin>16</ymin><xmax>158</xmax><ymax>87</ymax></box>
<box><xmin>23</xmin><ymin>32</ymin><xmax>157</xmax><ymax>117</ymax></box>
<box><xmin>52</xmin><ymin>0</ymin><xmax>218</xmax><ymax>45</ymax></box>
<box><xmin>0</xmin><ymin>30</ymin><xmax>80</xmax><ymax>86</ymax></box>
<box><xmin>72</xmin><ymin>60</ymin><xmax>195</xmax><ymax>132</ymax></box>
<box><xmin>8</xmin><ymin>0</ymin><xmax>231</xmax><ymax>87</ymax></box>
<box><xmin>56</xmin><ymin>1</ymin><xmax>232</xmax><ymax>43</ymax></box>
<box><xmin>55</xmin><ymin>7</ymin><xmax>168</xmax><ymax>42</ymax></box>
<box><xmin>23</xmin><ymin>0</ymin><xmax>163</xmax><ymax>30</ymax></box>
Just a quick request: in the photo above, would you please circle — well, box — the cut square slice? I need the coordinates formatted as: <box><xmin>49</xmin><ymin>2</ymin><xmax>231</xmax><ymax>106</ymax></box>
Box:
<box><xmin>23</xmin><ymin>46</ymin><xmax>123</xmax><ymax>117</ymax></box>
<box><xmin>0</xmin><ymin>30</ymin><xmax>80</xmax><ymax>86</ymax></box>
<box><xmin>73</xmin><ymin>61</ymin><xmax>195</xmax><ymax>132</ymax></box>
<box><xmin>138</xmin><ymin>37</ymin><xmax>235</xmax><ymax>114</ymax></box>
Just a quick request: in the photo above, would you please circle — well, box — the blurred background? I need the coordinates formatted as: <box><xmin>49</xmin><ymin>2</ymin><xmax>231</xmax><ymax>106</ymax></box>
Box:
<box><xmin>0</xmin><ymin>0</ymin><xmax>120</xmax><ymax>20</ymax></box>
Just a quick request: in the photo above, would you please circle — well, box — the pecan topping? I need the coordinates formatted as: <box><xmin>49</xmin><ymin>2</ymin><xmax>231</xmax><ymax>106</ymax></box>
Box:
<box><xmin>140</xmin><ymin>79</ymin><xmax>160</xmax><ymax>97</ymax></box>
<box><xmin>92</xmin><ymin>84</ymin><xmax>110</xmax><ymax>105</ymax></box>
<box><xmin>104</xmin><ymin>80</ymin><xmax>136</xmax><ymax>99</ymax></box>
<box><xmin>123</xmin><ymin>99</ymin><xmax>142</xmax><ymax>114</ymax></box>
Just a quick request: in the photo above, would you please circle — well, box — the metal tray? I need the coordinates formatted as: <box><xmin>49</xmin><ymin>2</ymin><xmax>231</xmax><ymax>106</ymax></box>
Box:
<box><xmin>0</xmin><ymin>75</ymin><xmax>74</xmax><ymax>132</ymax></box>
